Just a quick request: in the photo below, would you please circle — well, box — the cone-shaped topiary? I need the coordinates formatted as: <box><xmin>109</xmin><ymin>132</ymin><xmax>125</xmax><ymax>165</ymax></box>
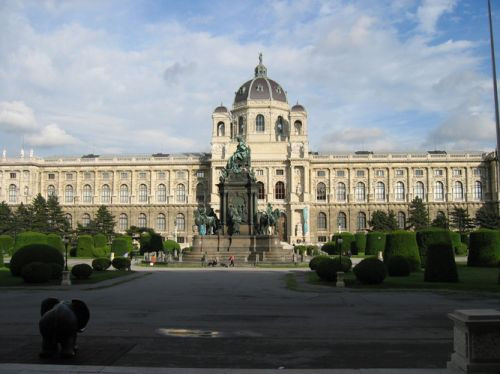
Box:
<box><xmin>424</xmin><ymin>242</ymin><xmax>458</xmax><ymax>282</ymax></box>
<box><xmin>354</xmin><ymin>232</ymin><xmax>366</xmax><ymax>255</ymax></box>
<box><xmin>387</xmin><ymin>255</ymin><xmax>410</xmax><ymax>277</ymax></box>
<box><xmin>384</xmin><ymin>231</ymin><xmax>421</xmax><ymax>272</ymax></box>
<box><xmin>10</xmin><ymin>243</ymin><xmax>64</xmax><ymax>276</ymax></box>
<box><xmin>0</xmin><ymin>235</ymin><xmax>14</xmax><ymax>256</ymax></box>
<box><xmin>416</xmin><ymin>229</ymin><xmax>452</xmax><ymax>267</ymax></box>
<box><xmin>331</xmin><ymin>232</ymin><xmax>355</xmax><ymax>255</ymax></box>
<box><xmin>13</xmin><ymin>232</ymin><xmax>47</xmax><ymax>254</ymax></box>
<box><xmin>46</xmin><ymin>234</ymin><xmax>64</xmax><ymax>252</ymax></box>
<box><xmin>77</xmin><ymin>235</ymin><xmax>95</xmax><ymax>257</ymax></box>
<box><xmin>467</xmin><ymin>229</ymin><xmax>500</xmax><ymax>267</ymax></box>
<box><xmin>112</xmin><ymin>236</ymin><xmax>133</xmax><ymax>256</ymax></box>
<box><xmin>365</xmin><ymin>232</ymin><xmax>386</xmax><ymax>256</ymax></box>
<box><xmin>353</xmin><ymin>257</ymin><xmax>387</xmax><ymax>285</ymax></box>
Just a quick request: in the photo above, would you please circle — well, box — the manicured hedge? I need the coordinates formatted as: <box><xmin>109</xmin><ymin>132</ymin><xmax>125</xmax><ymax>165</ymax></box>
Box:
<box><xmin>92</xmin><ymin>257</ymin><xmax>111</xmax><ymax>271</ymax></box>
<box><xmin>416</xmin><ymin>229</ymin><xmax>452</xmax><ymax>266</ymax></box>
<box><xmin>424</xmin><ymin>242</ymin><xmax>458</xmax><ymax>282</ymax></box>
<box><xmin>112</xmin><ymin>256</ymin><xmax>131</xmax><ymax>270</ymax></box>
<box><xmin>10</xmin><ymin>244</ymin><xmax>64</xmax><ymax>276</ymax></box>
<box><xmin>13</xmin><ymin>232</ymin><xmax>47</xmax><ymax>253</ymax></box>
<box><xmin>0</xmin><ymin>249</ymin><xmax>4</xmax><ymax>268</ymax></box>
<box><xmin>365</xmin><ymin>232</ymin><xmax>386</xmax><ymax>256</ymax></box>
<box><xmin>93</xmin><ymin>233</ymin><xmax>108</xmax><ymax>248</ymax></box>
<box><xmin>332</xmin><ymin>255</ymin><xmax>352</xmax><ymax>272</ymax></box>
<box><xmin>71</xmin><ymin>263</ymin><xmax>93</xmax><ymax>279</ymax></box>
<box><xmin>0</xmin><ymin>235</ymin><xmax>14</xmax><ymax>256</ymax></box>
<box><xmin>21</xmin><ymin>262</ymin><xmax>52</xmax><ymax>283</ymax></box>
<box><xmin>354</xmin><ymin>232</ymin><xmax>366</xmax><ymax>255</ymax></box>
<box><xmin>449</xmin><ymin>231</ymin><xmax>464</xmax><ymax>255</ymax></box>
<box><xmin>47</xmin><ymin>234</ymin><xmax>64</xmax><ymax>252</ymax></box>
<box><xmin>331</xmin><ymin>232</ymin><xmax>355</xmax><ymax>255</ymax></box>
<box><xmin>321</xmin><ymin>241</ymin><xmax>336</xmax><ymax>255</ymax></box>
<box><xmin>384</xmin><ymin>231</ymin><xmax>421</xmax><ymax>272</ymax></box>
<box><xmin>467</xmin><ymin>229</ymin><xmax>500</xmax><ymax>267</ymax></box>
<box><xmin>112</xmin><ymin>236</ymin><xmax>133</xmax><ymax>256</ymax></box>
<box><xmin>353</xmin><ymin>257</ymin><xmax>387</xmax><ymax>285</ymax></box>
<box><xmin>316</xmin><ymin>257</ymin><xmax>344</xmax><ymax>282</ymax></box>
<box><xmin>309</xmin><ymin>255</ymin><xmax>330</xmax><ymax>271</ymax></box>
<box><xmin>77</xmin><ymin>235</ymin><xmax>95</xmax><ymax>257</ymax></box>
<box><xmin>387</xmin><ymin>255</ymin><xmax>410</xmax><ymax>277</ymax></box>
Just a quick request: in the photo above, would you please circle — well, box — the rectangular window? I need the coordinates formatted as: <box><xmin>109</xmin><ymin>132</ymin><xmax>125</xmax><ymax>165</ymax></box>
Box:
<box><xmin>66</xmin><ymin>173</ymin><xmax>73</xmax><ymax>180</ymax></box>
<box><xmin>177</xmin><ymin>237</ymin><xmax>185</xmax><ymax>244</ymax></box>
<box><xmin>23</xmin><ymin>170</ymin><xmax>30</xmax><ymax>178</ymax></box>
<box><xmin>157</xmin><ymin>171</ymin><xmax>166</xmax><ymax>179</ymax></box>
<box><xmin>102</xmin><ymin>172</ymin><xmax>110</xmax><ymax>180</ymax></box>
<box><xmin>414</xmin><ymin>169</ymin><xmax>424</xmax><ymax>177</ymax></box>
<box><xmin>84</xmin><ymin>172</ymin><xmax>92</xmax><ymax>180</ymax></box>
<box><xmin>48</xmin><ymin>173</ymin><xmax>55</xmax><ymax>180</ymax></box>
<box><xmin>276</xmin><ymin>169</ymin><xmax>284</xmax><ymax>176</ymax></box>
<box><xmin>256</xmin><ymin>169</ymin><xmax>264</xmax><ymax>176</ymax></box>
<box><xmin>356</xmin><ymin>170</ymin><xmax>365</xmax><ymax>177</ymax></box>
<box><xmin>473</xmin><ymin>168</ymin><xmax>482</xmax><ymax>177</ymax></box>
<box><xmin>176</xmin><ymin>171</ymin><xmax>186</xmax><ymax>179</ymax></box>
<box><xmin>453</xmin><ymin>169</ymin><xmax>462</xmax><ymax>177</ymax></box>
<box><xmin>318</xmin><ymin>236</ymin><xmax>327</xmax><ymax>243</ymax></box>
<box><xmin>317</xmin><ymin>170</ymin><xmax>326</xmax><ymax>177</ymax></box>
<box><xmin>375</xmin><ymin>170</ymin><xmax>384</xmax><ymax>177</ymax></box>
<box><xmin>336</xmin><ymin>170</ymin><xmax>345</xmax><ymax>177</ymax></box>
<box><xmin>10</xmin><ymin>172</ymin><xmax>16</xmax><ymax>179</ymax></box>
<box><xmin>395</xmin><ymin>169</ymin><xmax>404</xmax><ymax>176</ymax></box>
<box><xmin>139</xmin><ymin>172</ymin><xmax>147</xmax><ymax>179</ymax></box>
<box><xmin>120</xmin><ymin>172</ymin><xmax>128</xmax><ymax>179</ymax></box>
<box><xmin>196</xmin><ymin>171</ymin><xmax>205</xmax><ymax>178</ymax></box>
<box><xmin>434</xmin><ymin>169</ymin><xmax>443</xmax><ymax>176</ymax></box>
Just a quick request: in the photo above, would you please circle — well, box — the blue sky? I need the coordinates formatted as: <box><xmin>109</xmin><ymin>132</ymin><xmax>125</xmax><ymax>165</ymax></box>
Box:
<box><xmin>0</xmin><ymin>0</ymin><xmax>498</xmax><ymax>156</ymax></box>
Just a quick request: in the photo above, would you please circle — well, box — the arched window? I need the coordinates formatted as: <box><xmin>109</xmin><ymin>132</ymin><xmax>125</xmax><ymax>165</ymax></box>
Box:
<box><xmin>157</xmin><ymin>184</ymin><xmax>166</xmax><ymax>202</ymax></box>
<box><xmin>276</xmin><ymin>116</ymin><xmax>286</xmax><ymax>139</ymax></box>
<box><xmin>217</xmin><ymin>121</ymin><xmax>225</xmax><ymax>136</ymax></box>
<box><xmin>275</xmin><ymin>181</ymin><xmax>285</xmax><ymax>200</ymax></box>
<box><xmin>453</xmin><ymin>181</ymin><xmax>463</xmax><ymax>201</ymax></box>
<box><xmin>338</xmin><ymin>212</ymin><xmax>347</xmax><ymax>230</ymax></box>
<box><xmin>138</xmin><ymin>213</ymin><xmax>147</xmax><ymax>228</ymax></box>
<box><xmin>176</xmin><ymin>184</ymin><xmax>186</xmax><ymax>203</ymax></box>
<box><xmin>397</xmin><ymin>212</ymin><xmax>406</xmax><ymax>229</ymax></box>
<box><xmin>355</xmin><ymin>182</ymin><xmax>365</xmax><ymax>201</ymax></box>
<box><xmin>256</xmin><ymin>114</ymin><xmax>265</xmax><ymax>132</ymax></box>
<box><xmin>196</xmin><ymin>183</ymin><xmax>205</xmax><ymax>203</ymax></box>
<box><xmin>101</xmin><ymin>184</ymin><xmax>111</xmax><ymax>203</ymax></box>
<box><xmin>395</xmin><ymin>182</ymin><xmax>405</xmax><ymax>201</ymax></box>
<box><xmin>434</xmin><ymin>181</ymin><xmax>444</xmax><ymax>201</ymax></box>
<box><xmin>294</xmin><ymin>120</ymin><xmax>302</xmax><ymax>135</ymax></box>
<box><xmin>82</xmin><ymin>213</ymin><xmax>91</xmax><ymax>227</ymax></box>
<box><xmin>357</xmin><ymin>212</ymin><xmax>366</xmax><ymax>230</ymax></box>
<box><xmin>176</xmin><ymin>213</ymin><xmax>185</xmax><ymax>231</ymax></box>
<box><xmin>375</xmin><ymin>182</ymin><xmax>385</xmax><ymax>201</ymax></box>
<box><xmin>82</xmin><ymin>184</ymin><xmax>92</xmax><ymax>203</ymax></box>
<box><xmin>65</xmin><ymin>185</ymin><xmax>73</xmax><ymax>203</ymax></box>
<box><xmin>415</xmin><ymin>181</ymin><xmax>424</xmax><ymax>200</ymax></box>
<box><xmin>24</xmin><ymin>186</ymin><xmax>29</xmax><ymax>196</ymax></box>
<box><xmin>436</xmin><ymin>211</ymin><xmax>446</xmax><ymax>219</ymax></box>
<box><xmin>317</xmin><ymin>212</ymin><xmax>327</xmax><ymax>230</ymax></box>
<box><xmin>337</xmin><ymin>182</ymin><xmax>346</xmax><ymax>202</ymax></box>
<box><xmin>119</xmin><ymin>213</ymin><xmax>128</xmax><ymax>231</ymax></box>
<box><xmin>474</xmin><ymin>181</ymin><xmax>483</xmax><ymax>200</ymax></box>
<box><xmin>157</xmin><ymin>214</ymin><xmax>166</xmax><ymax>231</ymax></box>
<box><xmin>120</xmin><ymin>184</ymin><xmax>129</xmax><ymax>203</ymax></box>
<box><xmin>257</xmin><ymin>182</ymin><xmax>265</xmax><ymax>200</ymax></box>
<box><xmin>8</xmin><ymin>184</ymin><xmax>17</xmax><ymax>203</ymax></box>
<box><xmin>316</xmin><ymin>182</ymin><xmax>326</xmax><ymax>201</ymax></box>
<box><xmin>238</xmin><ymin>116</ymin><xmax>244</xmax><ymax>135</ymax></box>
<box><xmin>139</xmin><ymin>184</ymin><xmax>148</xmax><ymax>203</ymax></box>
<box><xmin>47</xmin><ymin>185</ymin><xmax>56</xmax><ymax>198</ymax></box>
<box><xmin>65</xmin><ymin>213</ymin><xmax>72</xmax><ymax>228</ymax></box>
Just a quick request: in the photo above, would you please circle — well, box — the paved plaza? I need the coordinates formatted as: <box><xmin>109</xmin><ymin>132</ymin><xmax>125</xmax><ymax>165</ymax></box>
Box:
<box><xmin>0</xmin><ymin>269</ymin><xmax>499</xmax><ymax>371</ymax></box>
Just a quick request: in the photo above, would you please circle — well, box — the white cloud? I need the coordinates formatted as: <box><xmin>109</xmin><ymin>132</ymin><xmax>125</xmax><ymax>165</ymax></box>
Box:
<box><xmin>416</xmin><ymin>0</ymin><xmax>457</xmax><ymax>35</ymax></box>
<box><xmin>25</xmin><ymin>123</ymin><xmax>79</xmax><ymax>148</ymax></box>
<box><xmin>0</xmin><ymin>101</ymin><xmax>37</xmax><ymax>132</ymax></box>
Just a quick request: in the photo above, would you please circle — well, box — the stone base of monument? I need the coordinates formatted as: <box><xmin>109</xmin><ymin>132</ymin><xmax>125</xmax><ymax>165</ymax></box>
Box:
<box><xmin>185</xmin><ymin>234</ymin><xmax>294</xmax><ymax>264</ymax></box>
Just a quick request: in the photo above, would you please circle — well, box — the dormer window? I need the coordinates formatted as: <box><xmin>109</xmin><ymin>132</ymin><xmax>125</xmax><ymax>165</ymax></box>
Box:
<box><xmin>256</xmin><ymin>84</ymin><xmax>264</xmax><ymax>92</ymax></box>
<box><xmin>239</xmin><ymin>86</ymin><xmax>246</xmax><ymax>94</ymax></box>
<box><xmin>275</xmin><ymin>86</ymin><xmax>282</xmax><ymax>94</ymax></box>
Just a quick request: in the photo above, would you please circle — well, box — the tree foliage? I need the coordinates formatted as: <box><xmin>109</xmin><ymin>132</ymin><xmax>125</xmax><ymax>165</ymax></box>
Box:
<box><xmin>369</xmin><ymin>210</ymin><xmax>398</xmax><ymax>231</ymax></box>
<box><xmin>450</xmin><ymin>207</ymin><xmax>474</xmax><ymax>233</ymax></box>
<box><xmin>408</xmin><ymin>197</ymin><xmax>429</xmax><ymax>230</ymax></box>
<box><xmin>475</xmin><ymin>204</ymin><xmax>500</xmax><ymax>229</ymax></box>
<box><xmin>431</xmin><ymin>212</ymin><xmax>449</xmax><ymax>229</ymax></box>
<box><xmin>0</xmin><ymin>202</ymin><xmax>14</xmax><ymax>235</ymax></box>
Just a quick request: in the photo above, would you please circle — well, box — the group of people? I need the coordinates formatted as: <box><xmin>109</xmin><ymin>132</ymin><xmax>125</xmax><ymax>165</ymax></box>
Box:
<box><xmin>201</xmin><ymin>253</ymin><xmax>235</xmax><ymax>267</ymax></box>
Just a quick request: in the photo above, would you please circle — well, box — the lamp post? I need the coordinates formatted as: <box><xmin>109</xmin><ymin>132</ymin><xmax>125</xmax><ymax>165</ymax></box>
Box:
<box><xmin>336</xmin><ymin>226</ymin><xmax>344</xmax><ymax>288</ymax></box>
<box><xmin>61</xmin><ymin>235</ymin><xmax>71</xmax><ymax>286</ymax></box>
<box><xmin>108</xmin><ymin>235</ymin><xmax>115</xmax><ymax>261</ymax></box>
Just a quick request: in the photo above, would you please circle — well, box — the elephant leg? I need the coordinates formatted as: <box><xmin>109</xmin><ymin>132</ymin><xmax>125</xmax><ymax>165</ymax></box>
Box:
<box><xmin>60</xmin><ymin>334</ymin><xmax>76</xmax><ymax>358</ymax></box>
<box><xmin>39</xmin><ymin>336</ymin><xmax>58</xmax><ymax>358</ymax></box>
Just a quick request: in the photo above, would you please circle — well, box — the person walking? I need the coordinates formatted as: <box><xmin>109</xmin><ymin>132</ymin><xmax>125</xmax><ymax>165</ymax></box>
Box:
<box><xmin>229</xmin><ymin>255</ymin><xmax>235</xmax><ymax>267</ymax></box>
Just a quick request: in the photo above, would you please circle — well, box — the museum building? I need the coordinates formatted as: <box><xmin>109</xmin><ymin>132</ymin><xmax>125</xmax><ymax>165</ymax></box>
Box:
<box><xmin>0</xmin><ymin>57</ymin><xmax>498</xmax><ymax>246</ymax></box>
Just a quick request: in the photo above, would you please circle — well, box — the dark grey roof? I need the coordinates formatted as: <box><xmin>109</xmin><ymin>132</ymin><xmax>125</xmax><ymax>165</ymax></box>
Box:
<box><xmin>291</xmin><ymin>103</ymin><xmax>306</xmax><ymax>112</ymax></box>
<box><xmin>214</xmin><ymin>105</ymin><xmax>228</xmax><ymax>113</ymax></box>
<box><xmin>234</xmin><ymin>77</ymin><xmax>287</xmax><ymax>103</ymax></box>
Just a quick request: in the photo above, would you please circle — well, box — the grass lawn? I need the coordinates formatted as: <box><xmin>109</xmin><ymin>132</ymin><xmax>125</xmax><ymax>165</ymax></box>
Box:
<box><xmin>306</xmin><ymin>264</ymin><xmax>500</xmax><ymax>293</ymax></box>
<box><xmin>0</xmin><ymin>267</ymin><xmax>135</xmax><ymax>287</ymax></box>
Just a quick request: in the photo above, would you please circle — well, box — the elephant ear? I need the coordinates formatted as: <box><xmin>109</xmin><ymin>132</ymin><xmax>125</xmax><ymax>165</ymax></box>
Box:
<box><xmin>71</xmin><ymin>299</ymin><xmax>90</xmax><ymax>332</ymax></box>
<box><xmin>40</xmin><ymin>298</ymin><xmax>60</xmax><ymax>316</ymax></box>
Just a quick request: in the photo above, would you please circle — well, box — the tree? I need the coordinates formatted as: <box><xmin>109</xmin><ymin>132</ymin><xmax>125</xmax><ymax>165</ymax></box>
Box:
<box><xmin>47</xmin><ymin>196</ymin><xmax>70</xmax><ymax>234</ymax></box>
<box><xmin>369</xmin><ymin>210</ymin><xmax>397</xmax><ymax>231</ymax></box>
<box><xmin>408</xmin><ymin>197</ymin><xmax>429</xmax><ymax>230</ymax></box>
<box><xmin>450</xmin><ymin>207</ymin><xmax>474</xmax><ymax>233</ymax></box>
<box><xmin>431</xmin><ymin>213</ymin><xmax>449</xmax><ymax>229</ymax></box>
<box><xmin>93</xmin><ymin>206</ymin><xmax>116</xmax><ymax>236</ymax></box>
<box><xmin>475</xmin><ymin>204</ymin><xmax>500</xmax><ymax>229</ymax></box>
<box><xmin>0</xmin><ymin>202</ymin><xmax>14</xmax><ymax>234</ymax></box>
<box><xmin>13</xmin><ymin>203</ymin><xmax>33</xmax><ymax>233</ymax></box>
<box><xmin>31</xmin><ymin>194</ymin><xmax>49</xmax><ymax>233</ymax></box>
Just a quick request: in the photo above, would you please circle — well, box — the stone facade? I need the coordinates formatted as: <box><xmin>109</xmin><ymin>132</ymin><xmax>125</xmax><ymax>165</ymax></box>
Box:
<box><xmin>0</xmin><ymin>58</ymin><xmax>498</xmax><ymax>246</ymax></box>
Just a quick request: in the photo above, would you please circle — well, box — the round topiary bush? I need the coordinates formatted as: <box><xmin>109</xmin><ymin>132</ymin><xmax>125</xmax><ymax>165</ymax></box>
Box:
<box><xmin>10</xmin><ymin>244</ymin><xmax>64</xmax><ymax>277</ymax></box>
<box><xmin>467</xmin><ymin>229</ymin><xmax>500</xmax><ymax>267</ymax></box>
<box><xmin>49</xmin><ymin>263</ymin><xmax>64</xmax><ymax>280</ymax></box>
<box><xmin>454</xmin><ymin>242</ymin><xmax>468</xmax><ymax>255</ymax></box>
<box><xmin>92</xmin><ymin>257</ymin><xmax>111</xmax><ymax>271</ymax></box>
<box><xmin>332</xmin><ymin>256</ymin><xmax>352</xmax><ymax>272</ymax></box>
<box><xmin>71</xmin><ymin>263</ymin><xmax>93</xmax><ymax>279</ymax></box>
<box><xmin>21</xmin><ymin>262</ymin><xmax>52</xmax><ymax>283</ymax></box>
<box><xmin>353</xmin><ymin>257</ymin><xmax>387</xmax><ymax>285</ymax></box>
<box><xmin>384</xmin><ymin>231</ymin><xmax>421</xmax><ymax>272</ymax></box>
<box><xmin>309</xmin><ymin>255</ymin><xmax>330</xmax><ymax>271</ymax></box>
<box><xmin>424</xmin><ymin>242</ymin><xmax>458</xmax><ymax>283</ymax></box>
<box><xmin>112</xmin><ymin>256</ymin><xmax>131</xmax><ymax>270</ymax></box>
<box><xmin>320</xmin><ymin>242</ymin><xmax>337</xmax><ymax>255</ymax></box>
<box><xmin>387</xmin><ymin>255</ymin><xmax>410</xmax><ymax>277</ymax></box>
<box><xmin>416</xmin><ymin>229</ymin><xmax>452</xmax><ymax>267</ymax></box>
<box><xmin>316</xmin><ymin>257</ymin><xmax>343</xmax><ymax>282</ymax></box>
<box><xmin>365</xmin><ymin>232</ymin><xmax>386</xmax><ymax>256</ymax></box>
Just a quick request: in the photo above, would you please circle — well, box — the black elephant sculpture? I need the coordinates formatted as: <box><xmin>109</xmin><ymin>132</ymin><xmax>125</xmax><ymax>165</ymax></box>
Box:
<box><xmin>39</xmin><ymin>298</ymin><xmax>90</xmax><ymax>358</ymax></box>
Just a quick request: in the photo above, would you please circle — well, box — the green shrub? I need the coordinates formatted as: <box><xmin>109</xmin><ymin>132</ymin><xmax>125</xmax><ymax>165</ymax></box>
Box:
<box><xmin>112</xmin><ymin>256</ymin><xmax>131</xmax><ymax>270</ymax></box>
<box><xmin>92</xmin><ymin>257</ymin><xmax>111</xmax><ymax>271</ymax></box>
<box><xmin>416</xmin><ymin>229</ymin><xmax>452</xmax><ymax>266</ymax></box>
<box><xmin>316</xmin><ymin>258</ymin><xmax>343</xmax><ymax>282</ymax></box>
<box><xmin>150</xmin><ymin>233</ymin><xmax>163</xmax><ymax>252</ymax></box>
<box><xmin>13</xmin><ymin>232</ymin><xmax>47</xmax><ymax>253</ymax></box>
<box><xmin>112</xmin><ymin>236</ymin><xmax>133</xmax><ymax>256</ymax></box>
<box><xmin>455</xmin><ymin>242</ymin><xmax>468</xmax><ymax>255</ymax></box>
<box><xmin>93</xmin><ymin>233</ymin><xmax>108</xmax><ymax>248</ymax></box>
<box><xmin>353</xmin><ymin>257</ymin><xmax>387</xmax><ymax>285</ymax></box>
<box><xmin>0</xmin><ymin>235</ymin><xmax>14</xmax><ymax>256</ymax></box>
<box><xmin>295</xmin><ymin>245</ymin><xmax>307</xmax><ymax>255</ymax></box>
<box><xmin>92</xmin><ymin>246</ymin><xmax>108</xmax><ymax>258</ymax></box>
<box><xmin>354</xmin><ymin>232</ymin><xmax>366</xmax><ymax>255</ymax></box>
<box><xmin>77</xmin><ymin>235</ymin><xmax>95</xmax><ymax>257</ymax></box>
<box><xmin>21</xmin><ymin>262</ymin><xmax>52</xmax><ymax>283</ymax></box>
<box><xmin>387</xmin><ymin>255</ymin><xmax>410</xmax><ymax>277</ymax></box>
<box><xmin>365</xmin><ymin>232</ymin><xmax>386</xmax><ymax>256</ymax></box>
<box><xmin>424</xmin><ymin>242</ymin><xmax>459</xmax><ymax>282</ymax></box>
<box><xmin>321</xmin><ymin>241</ymin><xmax>336</xmax><ymax>255</ymax></box>
<box><xmin>331</xmin><ymin>232</ymin><xmax>355</xmax><ymax>255</ymax></box>
<box><xmin>0</xmin><ymin>249</ymin><xmax>4</xmax><ymax>268</ymax></box>
<box><xmin>332</xmin><ymin>255</ymin><xmax>352</xmax><ymax>272</ymax></box>
<box><xmin>460</xmin><ymin>232</ymin><xmax>470</xmax><ymax>247</ymax></box>
<box><xmin>71</xmin><ymin>263</ymin><xmax>93</xmax><ymax>279</ymax></box>
<box><xmin>384</xmin><ymin>231</ymin><xmax>421</xmax><ymax>272</ymax></box>
<box><xmin>46</xmin><ymin>234</ymin><xmax>64</xmax><ymax>252</ymax></box>
<box><xmin>467</xmin><ymin>229</ymin><xmax>500</xmax><ymax>267</ymax></box>
<box><xmin>307</xmin><ymin>245</ymin><xmax>320</xmax><ymax>256</ymax></box>
<box><xmin>49</xmin><ymin>263</ymin><xmax>63</xmax><ymax>280</ymax></box>
<box><xmin>163</xmin><ymin>239</ymin><xmax>181</xmax><ymax>253</ymax></box>
<box><xmin>10</xmin><ymin>244</ymin><xmax>64</xmax><ymax>277</ymax></box>
<box><xmin>309</xmin><ymin>255</ymin><xmax>330</xmax><ymax>270</ymax></box>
